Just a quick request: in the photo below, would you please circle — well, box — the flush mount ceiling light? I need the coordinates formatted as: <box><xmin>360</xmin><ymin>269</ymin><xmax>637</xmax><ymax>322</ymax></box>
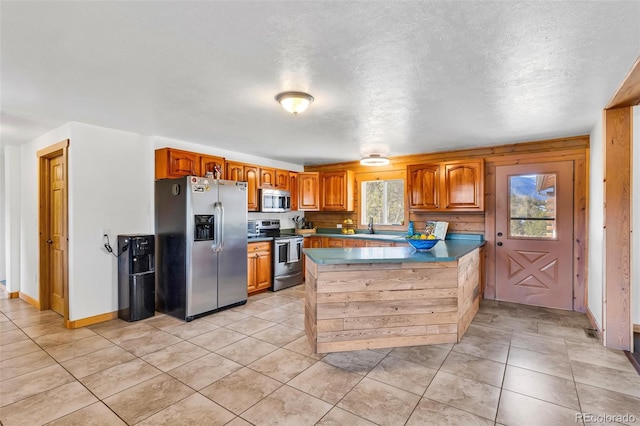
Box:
<box><xmin>275</xmin><ymin>91</ymin><xmax>314</xmax><ymax>115</ymax></box>
<box><xmin>360</xmin><ymin>153</ymin><xmax>390</xmax><ymax>166</ymax></box>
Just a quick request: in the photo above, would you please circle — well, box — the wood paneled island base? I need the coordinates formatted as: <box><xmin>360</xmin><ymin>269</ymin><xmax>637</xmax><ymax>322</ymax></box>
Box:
<box><xmin>304</xmin><ymin>248</ymin><xmax>481</xmax><ymax>354</ymax></box>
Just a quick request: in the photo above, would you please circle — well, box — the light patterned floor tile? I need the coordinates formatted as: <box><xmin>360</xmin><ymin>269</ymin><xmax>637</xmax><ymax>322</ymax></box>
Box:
<box><xmin>337</xmin><ymin>377</ymin><xmax>421</xmax><ymax>425</ymax></box>
<box><xmin>241</xmin><ymin>385</ymin><xmax>332</xmax><ymax>426</ymax></box>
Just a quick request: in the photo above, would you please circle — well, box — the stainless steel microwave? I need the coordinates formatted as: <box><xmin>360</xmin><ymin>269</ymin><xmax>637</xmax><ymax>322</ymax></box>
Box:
<box><xmin>260</xmin><ymin>189</ymin><xmax>291</xmax><ymax>212</ymax></box>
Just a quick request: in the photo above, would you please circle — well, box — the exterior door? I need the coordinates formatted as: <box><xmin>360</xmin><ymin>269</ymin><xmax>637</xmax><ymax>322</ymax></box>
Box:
<box><xmin>495</xmin><ymin>161</ymin><xmax>574</xmax><ymax>310</ymax></box>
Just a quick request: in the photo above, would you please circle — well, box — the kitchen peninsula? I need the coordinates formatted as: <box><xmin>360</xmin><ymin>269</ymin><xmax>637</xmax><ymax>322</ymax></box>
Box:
<box><xmin>303</xmin><ymin>236</ymin><xmax>484</xmax><ymax>354</ymax></box>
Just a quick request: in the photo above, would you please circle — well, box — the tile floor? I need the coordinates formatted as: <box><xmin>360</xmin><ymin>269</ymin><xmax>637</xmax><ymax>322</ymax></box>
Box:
<box><xmin>1</xmin><ymin>285</ymin><xmax>639</xmax><ymax>426</ymax></box>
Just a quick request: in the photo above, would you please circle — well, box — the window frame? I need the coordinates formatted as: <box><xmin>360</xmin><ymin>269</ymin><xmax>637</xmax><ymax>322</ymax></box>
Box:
<box><xmin>355</xmin><ymin>170</ymin><xmax>408</xmax><ymax>232</ymax></box>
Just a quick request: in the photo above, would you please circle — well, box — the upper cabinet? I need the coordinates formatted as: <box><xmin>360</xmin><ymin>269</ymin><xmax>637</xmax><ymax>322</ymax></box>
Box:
<box><xmin>244</xmin><ymin>165</ymin><xmax>260</xmax><ymax>211</ymax></box>
<box><xmin>298</xmin><ymin>172</ymin><xmax>320</xmax><ymax>211</ymax></box>
<box><xmin>259</xmin><ymin>168</ymin><xmax>275</xmax><ymax>188</ymax></box>
<box><xmin>155</xmin><ymin>148</ymin><xmax>199</xmax><ymax>180</ymax></box>
<box><xmin>156</xmin><ymin>148</ymin><xmax>224</xmax><ymax>180</ymax></box>
<box><xmin>226</xmin><ymin>161</ymin><xmax>244</xmax><ymax>181</ymax></box>
<box><xmin>225</xmin><ymin>161</ymin><xmax>259</xmax><ymax>211</ymax></box>
<box><xmin>320</xmin><ymin>170</ymin><xmax>355</xmax><ymax>211</ymax></box>
<box><xmin>289</xmin><ymin>172</ymin><xmax>298</xmax><ymax>211</ymax></box>
<box><xmin>200</xmin><ymin>154</ymin><xmax>225</xmax><ymax>179</ymax></box>
<box><xmin>260</xmin><ymin>168</ymin><xmax>289</xmax><ymax>190</ymax></box>
<box><xmin>275</xmin><ymin>170</ymin><xmax>289</xmax><ymax>190</ymax></box>
<box><xmin>408</xmin><ymin>159</ymin><xmax>484</xmax><ymax>211</ymax></box>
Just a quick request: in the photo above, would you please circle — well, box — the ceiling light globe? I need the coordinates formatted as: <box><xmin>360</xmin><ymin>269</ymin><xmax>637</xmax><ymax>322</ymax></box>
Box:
<box><xmin>275</xmin><ymin>92</ymin><xmax>314</xmax><ymax>115</ymax></box>
<box><xmin>360</xmin><ymin>154</ymin><xmax>390</xmax><ymax>166</ymax></box>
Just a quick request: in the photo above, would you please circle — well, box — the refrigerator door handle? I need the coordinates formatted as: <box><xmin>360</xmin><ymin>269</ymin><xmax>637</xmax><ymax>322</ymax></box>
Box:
<box><xmin>213</xmin><ymin>201</ymin><xmax>224</xmax><ymax>252</ymax></box>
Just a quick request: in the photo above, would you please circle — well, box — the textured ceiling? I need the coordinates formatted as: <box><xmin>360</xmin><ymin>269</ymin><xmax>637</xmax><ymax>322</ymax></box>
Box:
<box><xmin>1</xmin><ymin>1</ymin><xmax>639</xmax><ymax>165</ymax></box>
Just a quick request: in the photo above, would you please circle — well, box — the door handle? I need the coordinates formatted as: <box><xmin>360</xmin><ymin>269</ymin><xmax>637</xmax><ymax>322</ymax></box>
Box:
<box><xmin>46</xmin><ymin>239</ymin><xmax>53</xmax><ymax>245</ymax></box>
<box><xmin>497</xmin><ymin>242</ymin><xmax>503</xmax><ymax>246</ymax></box>
<box><xmin>497</xmin><ymin>232</ymin><xmax>503</xmax><ymax>237</ymax></box>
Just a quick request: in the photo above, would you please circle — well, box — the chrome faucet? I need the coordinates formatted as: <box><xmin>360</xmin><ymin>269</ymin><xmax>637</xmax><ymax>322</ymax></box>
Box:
<box><xmin>367</xmin><ymin>217</ymin><xmax>374</xmax><ymax>234</ymax></box>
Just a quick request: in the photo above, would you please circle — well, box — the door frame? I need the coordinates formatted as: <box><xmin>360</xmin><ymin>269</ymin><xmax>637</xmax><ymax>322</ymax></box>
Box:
<box><xmin>38</xmin><ymin>139</ymin><xmax>69</xmax><ymax>324</ymax></box>
<box><xmin>483</xmin><ymin>147</ymin><xmax>588</xmax><ymax>313</ymax></box>
<box><xmin>494</xmin><ymin>160</ymin><xmax>575</xmax><ymax>310</ymax></box>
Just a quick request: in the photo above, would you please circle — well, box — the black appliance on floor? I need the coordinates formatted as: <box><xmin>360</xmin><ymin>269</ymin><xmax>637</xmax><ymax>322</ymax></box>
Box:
<box><xmin>118</xmin><ymin>234</ymin><xmax>155</xmax><ymax>321</ymax></box>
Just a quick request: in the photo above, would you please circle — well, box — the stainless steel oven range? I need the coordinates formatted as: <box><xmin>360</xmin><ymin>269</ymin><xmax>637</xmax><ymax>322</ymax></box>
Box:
<box><xmin>253</xmin><ymin>219</ymin><xmax>304</xmax><ymax>291</ymax></box>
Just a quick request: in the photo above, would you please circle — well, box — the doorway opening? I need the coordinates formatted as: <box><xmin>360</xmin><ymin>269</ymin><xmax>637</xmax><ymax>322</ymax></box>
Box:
<box><xmin>38</xmin><ymin>140</ymin><xmax>69</xmax><ymax>325</ymax></box>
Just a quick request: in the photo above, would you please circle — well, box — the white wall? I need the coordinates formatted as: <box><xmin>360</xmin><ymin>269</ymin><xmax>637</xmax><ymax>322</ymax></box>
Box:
<box><xmin>10</xmin><ymin>124</ymin><xmax>304</xmax><ymax>321</ymax></box>
<box><xmin>0</xmin><ymin>149</ymin><xmax>5</xmax><ymax>282</ymax></box>
<box><xmin>588</xmin><ymin>112</ymin><xmax>604</xmax><ymax>330</ymax></box>
<box><xmin>67</xmin><ymin>123</ymin><xmax>154</xmax><ymax>320</ymax></box>
<box><xmin>4</xmin><ymin>146</ymin><xmax>21</xmax><ymax>293</ymax></box>
<box><xmin>18</xmin><ymin>124</ymin><xmax>73</xmax><ymax>298</ymax></box>
<box><xmin>633</xmin><ymin>105</ymin><xmax>639</xmax><ymax>326</ymax></box>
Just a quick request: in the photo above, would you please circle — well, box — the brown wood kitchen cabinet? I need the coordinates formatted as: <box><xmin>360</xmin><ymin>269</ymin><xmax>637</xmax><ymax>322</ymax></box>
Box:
<box><xmin>226</xmin><ymin>161</ymin><xmax>259</xmax><ymax>211</ymax></box>
<box><xmin>408</xmin><ymin>159</ymin><xmax>484</xmax><ymax>211</ymax></box>
<box><xmin>248</xmin><ymin>241</ymin><xmax>271</xmax><ymax>294</ymax></box>
<box><xmin>298</xmin><ymin>172</ymin><xmax>320</xmax><ymax>211</ymax></box>
<box><xmin>275</xmin><ymin>169</ymin><xmax>289</xmax><ymax>190</ymax></box>
<box><xmin>259</xmin><ymin>168</ymin><xmax>276</xmax><ymax>188</ymax></box>
<box><xmin>260</xmin><ymin>168</ymin><xmax>289</xmax><ymax>190</ymax></box>
<box><xmin>155</xmin><ymin>148</ymin><xmax>225</xmax><ymax>180</ymax></box>
<box><xmin>306</xmin><ymin>236</ymin><xmax>323</xmax><ymax>248</ymax></box>
<box><xmin>226</xmin><ymin>161</ymin><xmax>244</xmax><ymax>181</ymax></box>
<box><xmin>200</xmin><ymin>154</ymin><xmax>225</xmax><ymax>179</ymax></box>
<box><xmin>320</xmin><ymin>170</ymin><xmax>355</xmax><ymax>211</ymax></box>
<box><xmin>289</xmin><ymin>172</ymin><xmax>298</xmax><ymax>210</ymax></box>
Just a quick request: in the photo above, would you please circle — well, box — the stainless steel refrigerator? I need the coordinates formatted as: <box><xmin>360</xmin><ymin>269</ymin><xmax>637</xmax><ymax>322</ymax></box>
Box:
<box><xmin>155</xmin><ymin>176</ymin><xmax>248</xmax><ymax>321</ymax></box>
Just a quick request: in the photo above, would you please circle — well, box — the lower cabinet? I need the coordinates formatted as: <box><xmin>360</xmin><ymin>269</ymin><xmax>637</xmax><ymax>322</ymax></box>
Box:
<box><xmin>248</xmin><ymin>241</ymin><xmax>271</xmax><ymax>295</ymax></box>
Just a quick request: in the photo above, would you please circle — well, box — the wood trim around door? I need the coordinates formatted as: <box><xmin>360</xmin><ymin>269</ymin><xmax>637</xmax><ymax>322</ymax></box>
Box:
<box><xmin>483</xmin><ymin>150</ymin><xmax>588</xmax><ymax>313</ymax></box>
<box><xmin>38</xmin><ymin>139</ymin><xmax>69</xmax><ymax>325</ymax></box>
<box><xmin>603</xmin><ymin>107</ymin><xmax>632</xmax><ymax>350</ymax></box>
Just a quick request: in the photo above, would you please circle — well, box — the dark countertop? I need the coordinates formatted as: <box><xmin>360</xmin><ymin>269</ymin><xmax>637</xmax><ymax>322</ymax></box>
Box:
<box><xmin>247</xmin><ymin>236</ymin><xmax>273</xmax><ymax>243</ymax></box>
<box><xmin>303</xmin><ymin>234</ymin><xmax>484</xmax><ymax>264</ymax></box>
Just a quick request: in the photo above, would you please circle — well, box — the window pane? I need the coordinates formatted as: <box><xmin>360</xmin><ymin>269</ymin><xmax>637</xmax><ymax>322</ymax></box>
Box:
<box><xmin>361</xmin><ymin>179</ymin><xmax>404</xmax><ymax>225</ymax></box>
<box><xmin>508</xmin><ymin>173</ymin><xmax>557</xmax><ymax>238</ymax></box>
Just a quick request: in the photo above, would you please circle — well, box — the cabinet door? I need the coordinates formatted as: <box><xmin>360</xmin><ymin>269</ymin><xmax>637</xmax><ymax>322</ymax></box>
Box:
<box><xmin>407</xmin><ymin>164</ymin><xmax>440</xmax><ymax>210</ymax></box>
<box><xmin>443</xmin><ymin>160</ymin><xmax>484</xmax><ymax>211</ymax></box>
<box><xmin>245</xmin><ymin>166</ymin><xmax>259</xmax><ymax>211</ymax></box>
<box><xmin>307</xmin><ymin>236</ymin><xmax>322</xmax><ymax>248</ymax></box>
<box><xmin>320</xmin><ymin>170</ymin><xmax>354</xmax><ymax>211</ymax></box>
<box><xmin>255</xmin><ymin>250</ymin><xmax>272</xmax><ymax>291</ymax></box>
<box><xmin>226</xmin><ymin>161</ymin><xmax>245</xmax><ymax>181</ymax></box>
<box><xmin>344</xmin><ymin>238</ymin><xmax>366</xmax><ymax>247</ymax></box>
<box><xmin>247</xmin><ymin>253</ymin><xmax>258</xmax><ymax>293</ymax></box>
<box><xmin>275</xmin><ymin>169</ymin><xmax>289</xmax><ymax>190</ymax></box>
<box><xmin>200</xmin><ymin>155</ymin><xmax>225</xmax><ymax>179</ymax></box>
<box><xmin>366</xmin><ymin>240</ymin><xmax>395</xmax><ymax>247</ymax></box>
<box><xmin>298</xmin><ymin>172</ymin><xmax>320</xmax><ymax>211</ymax></box>
<box><xmin>259</xmin><ymin>168</ymin><xmax>275</xmax><ymax>188</ymax></box>
<box><xmin>289</xmin><ymin>172</ymin><xmax>298</xmax><ymax>211</ymax></box>
<box><xmin>155</xmin><ymin>148</ymin><xmax>199</xmax><ymax>180</ymax></box>
<box><xmin>325</xmin><ymin>238</ymin><xmax>345</xmax><ymax>248</ymax></box>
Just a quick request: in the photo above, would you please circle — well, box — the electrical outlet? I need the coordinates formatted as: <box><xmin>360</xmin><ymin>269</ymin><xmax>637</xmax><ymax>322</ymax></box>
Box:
<box><xmin>336</xmin><ymin>224</ymin><xmax>342</xmax><ymax>228</ymax></box>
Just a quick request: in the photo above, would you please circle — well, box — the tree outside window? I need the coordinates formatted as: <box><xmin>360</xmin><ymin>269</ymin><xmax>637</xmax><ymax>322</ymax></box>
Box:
<box><xmin>361</xmin><ymin>179</ymin><xmax>404</xmax><ymax>225</ymax></box>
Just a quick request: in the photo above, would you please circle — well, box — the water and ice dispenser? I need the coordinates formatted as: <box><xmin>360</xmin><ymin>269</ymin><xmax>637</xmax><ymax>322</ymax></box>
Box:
<box><xmin>118</xmin><ymin>234</ymin><xmax>155</xmax><ymax>321</ymax></box>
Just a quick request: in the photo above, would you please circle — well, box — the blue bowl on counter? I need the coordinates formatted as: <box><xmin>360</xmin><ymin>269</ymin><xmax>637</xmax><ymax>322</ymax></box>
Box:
<box><xmin>404</xmin><ymin>236</ymin><xmax>440</xmax><ymax>251</ymax></box>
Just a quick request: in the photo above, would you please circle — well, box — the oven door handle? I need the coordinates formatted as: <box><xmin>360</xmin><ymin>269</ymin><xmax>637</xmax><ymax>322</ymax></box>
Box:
<box><xmin>275</xmin><ymin>271</ymin><xmax>303</xmax><ymax>280</ymax></box>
